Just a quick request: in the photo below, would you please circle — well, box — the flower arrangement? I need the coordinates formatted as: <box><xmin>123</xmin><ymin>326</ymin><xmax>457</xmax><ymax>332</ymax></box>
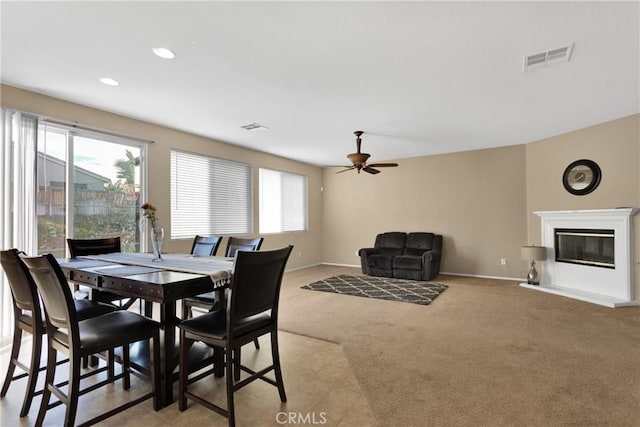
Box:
<box><xmin>141</xmin><ymin>202</ymin><xmax>158</xmax><ymax>231</ymax></box>
<box><xmin>142</xmin><ymin>202</ymin><xmax>163</xmax><ymax>261</ymax></box>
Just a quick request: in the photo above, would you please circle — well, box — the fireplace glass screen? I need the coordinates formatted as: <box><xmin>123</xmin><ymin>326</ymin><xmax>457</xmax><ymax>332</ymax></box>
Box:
<box><xmin>554</xmin><ymin>228</ymin><xmax>614</xmax><ymax>269</ymax></box>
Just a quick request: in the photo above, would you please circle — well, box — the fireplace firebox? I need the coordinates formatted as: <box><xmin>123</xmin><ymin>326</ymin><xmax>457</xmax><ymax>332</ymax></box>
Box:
<box><xmin>554</xmin><ymin>228</ymin><xmax>614</xmax><ymax>269</ymax></box>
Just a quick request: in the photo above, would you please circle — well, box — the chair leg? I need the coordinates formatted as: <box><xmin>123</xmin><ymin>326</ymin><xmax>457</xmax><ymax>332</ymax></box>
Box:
<box><xmin>64</xmin><ymin>353</ymin><xmax>82</xmax><ymax>427</ymax></box>
<box><xmin>144</xmin><ymin>301</ymin><xmax>153</xmax><ymax>318</ymax></box>
<box><xmin>1</xmin><ymin>326</ymin><xmax>21</xmax><ymax>397</ymax></box>
<box><xmin>151</xmin><ymin>333</ymin><xmax>161</xmax><ymax>411</ymax></box>
<box><xmin>36</xmin><ymin>342</ymin><xmax>57</xmax><ymax>427</ymax></box>
<box><xmin>233</xmin><ymin>347</ymin><xmax>241</xmax><ymax>381</ymax></box>
<box><xmin>2</xmin><ymin>326</ymin><xmax>41</xmax><ymax>418</ymax></box>
<box><xmin>20</xmin><ymin>328</ymin><xmax>42</xmax><ymax>417</ymax></box>
<box><xmin>271</xmin><ymin>331</ymin><xmax>287</xmax><ymax>402</ymax></box>
<box><xmin>214</xmin><ymin>346</ymin><xmax>224</xmax><ymax>378</ymax></box>
<box><xmin>122</xmin><ymin>345</ymin><xmax>130</xmax><ymax>390</ymax></box>
<box><xmin>254</xmin><ymin>338</ymin><xmax>260</xmax><ymax>350</ymax></box>
<box><xmin>88</xmin><ymin>355</ymin><xmax>99</xmax><ymax>367</ymax></box>
<box><xmin>181</xmin><ymin>300</ymin><xmax>191</xmax><ymax>319</ymax></box>
<box><xmin>225</xmin><ymin>347</ymin><xmax>236</xmax><ymax>427</ymax></box>
<box><xmin>107</xmin><ymin>349</ymin><xmax>115</xmax><ymax>382</ymax></box>
<box><xmin>178</xmin><ymin>330</ymin><xmax>190</xmax><ymax>412</ymax></box>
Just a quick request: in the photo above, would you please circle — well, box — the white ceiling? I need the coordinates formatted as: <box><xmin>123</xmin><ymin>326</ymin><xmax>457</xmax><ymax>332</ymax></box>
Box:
<box><xmin>1</xmin><ymin>1</ymin><xmax>638</xmax><ymax>167</ymax></box>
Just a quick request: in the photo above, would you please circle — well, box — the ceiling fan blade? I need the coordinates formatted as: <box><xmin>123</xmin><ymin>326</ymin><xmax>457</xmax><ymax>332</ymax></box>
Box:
<box><xmin>363</xmin><ymin>166</ymin><xmax>381</xmax><ymax>174</ymax></box>
<box><xmin>335</xmin><ymin>166</ymin><xmax>356</xmax><ymax>174</ymax></box>
<box><xmin>367</xmin><ymin>162</ymin><xmax>398</xmax><ymax>168</ymax></box>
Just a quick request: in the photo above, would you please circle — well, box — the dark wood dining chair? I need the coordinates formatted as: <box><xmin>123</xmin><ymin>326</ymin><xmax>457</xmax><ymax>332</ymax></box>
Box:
<box><xmin>182</xmin><ymin>236</ymin><xmax>264</xmax><ymax>321</ymax></box>
<box><xmin>0</xmin><ymin>249</ymin><xmax>116</xmax><ymax>417</ymax></box>
<box><xmin>21</xmin><ymin>253</ymin><xmax>161</xmax><ymax>427</ymax></box>
<box><xmin>67</xmin><ymin>237</ymin><xmax>121</xmax><ymax>301</ymax></box>
<box><xmin>191</xmin><ymin>235</ymin><xmax>223</xmax><ymax>257</ymax></box>
<box><xmin>224</xmin><ymin>236</ymin><xmax>264</xmax><ymax>257</ymax></box>
<box><xmin>67</xmin><ymin>237</ymin><xmax>150</xmax><ymax>314</ymax></box>
<box><xmin>178</xmin><ymin>245</ymin><xmax>293</xmax><ymax>427</ymax></box>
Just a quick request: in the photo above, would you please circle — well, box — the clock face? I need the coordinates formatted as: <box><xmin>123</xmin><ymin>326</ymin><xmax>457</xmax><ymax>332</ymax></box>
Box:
<box><xmin>562</xmin><ymin>160</ymin><xmax>601</xmax><ymax>195</ymax></box>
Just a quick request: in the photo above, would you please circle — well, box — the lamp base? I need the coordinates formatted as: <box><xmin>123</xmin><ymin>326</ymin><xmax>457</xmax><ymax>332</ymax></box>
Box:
<box><xmin>527</xmin><ymin>260</ymin><xmax>540</xmax><ymax>286</ymax></box>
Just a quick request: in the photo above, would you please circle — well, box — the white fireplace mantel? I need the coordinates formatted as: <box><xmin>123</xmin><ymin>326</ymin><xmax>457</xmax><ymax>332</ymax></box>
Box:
<box><xmin>520</xmin><ymin>208</ymin><xmax>639</xmax><ymax>307</ymax></box>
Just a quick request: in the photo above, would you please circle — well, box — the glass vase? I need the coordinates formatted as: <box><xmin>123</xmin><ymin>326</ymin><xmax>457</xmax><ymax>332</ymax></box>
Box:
<box><xmin>152</xmin><ymin>227</ymin><xmax>164</xmax><ymax>261</ymax></box>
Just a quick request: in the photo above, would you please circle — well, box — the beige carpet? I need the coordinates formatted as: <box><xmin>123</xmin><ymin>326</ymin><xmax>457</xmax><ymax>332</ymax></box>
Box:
<box><xmin>2</xmin><ymin>264</ymin><xmax>638</xmax><ymax>426</ymax></box>
<box><xmin>279</xmin><ymin>265</ymin><xmax>640</xmax><ymax>427</ymax></box>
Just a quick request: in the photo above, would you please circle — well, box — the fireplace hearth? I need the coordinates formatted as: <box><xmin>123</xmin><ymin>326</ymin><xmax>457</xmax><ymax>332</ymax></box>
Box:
<box><xmin>520</xmin><ymin>208</ymin><xmax>638</xmax><ymax>307</ymax></box>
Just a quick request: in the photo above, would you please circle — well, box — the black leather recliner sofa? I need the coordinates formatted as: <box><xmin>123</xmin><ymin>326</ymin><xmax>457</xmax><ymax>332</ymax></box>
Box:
<box><xmin>359</xmin><ymin>232</ymin><xmax>443</xmax><ymax>281</ymax></box>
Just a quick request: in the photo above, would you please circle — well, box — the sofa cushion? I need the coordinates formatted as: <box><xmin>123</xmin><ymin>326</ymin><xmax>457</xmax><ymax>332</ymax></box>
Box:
<box><xmin>404</xmin><ymin>232</ymin><xmax>435</xmax><ymax>256</ymax></box>
<box><xmin>393</xmin><ymin>255</ymin><xmax>423</xmax><ymax>270</ymax></box>
<box><xmin>368</xmin><ymin>254</ymin><xmax>395</xmax><ymax>270</ymax></box>
<box><xmin>375</xmin><ymin>232</ymin><xmax>407</xmax><ymax>250</ymax></box>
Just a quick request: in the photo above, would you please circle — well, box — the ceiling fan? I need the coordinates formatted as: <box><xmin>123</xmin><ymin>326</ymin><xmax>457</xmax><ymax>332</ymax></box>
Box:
<box><xmin>336</xmin><ymin>131</ymin><xmax>399</xmax><ymax>174</ymax></box>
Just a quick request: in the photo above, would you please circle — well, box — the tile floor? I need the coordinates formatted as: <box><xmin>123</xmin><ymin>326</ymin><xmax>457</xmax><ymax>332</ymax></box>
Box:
<box><xmin>0</xmin><ymin>329</ymin><xmax>375</xmax><ymax>426</ymax></box>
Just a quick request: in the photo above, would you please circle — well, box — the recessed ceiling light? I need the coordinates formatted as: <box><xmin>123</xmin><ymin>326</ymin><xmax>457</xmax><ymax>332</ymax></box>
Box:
<box><xmin>152</xmin><ymin>47</ymin><xmax>176</xmax><ymax>59</ymax></box>
<box><xmin>99</xmin><ymin>77</ymin><xmax>119</xmax><ymax>86</ymax></box>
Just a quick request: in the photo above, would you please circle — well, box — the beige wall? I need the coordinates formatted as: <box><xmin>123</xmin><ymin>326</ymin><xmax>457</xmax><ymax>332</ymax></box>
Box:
<box><xmin>1</xmin><ymin>85</ymin><xmax>324</xmax><ymax>270</ymax></box>
<box><xmin>4</xmin><ymin>84</ymin><xmax>638</xmax><ymax>288</ymax></box>
<box><xmin>322</xmin><ymin>145</ymin><xmax>529</xmax><ymax>279</ymax></box>
<box><xmin>323</xmin><ymin>114</ymin><xmax>640</xmax><ymax>287</ymax></box>
<box><xmin>525</xmin><ymin>114</ymin><xmax>640</xmax><ymax>295</ymax></box>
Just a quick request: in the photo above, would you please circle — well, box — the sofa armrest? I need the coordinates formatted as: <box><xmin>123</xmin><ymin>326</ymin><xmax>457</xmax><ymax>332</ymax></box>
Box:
<box><xmin>421</xmin><ymin>250</ymin><xmax>441</xmax><ymax>263</ymax></box>
<box><xmin>421</xmin><ymin>250</ymin><xmax>442</xmax><ymax>280</ymax></box>
<box><xmin>358</xmin><ymin>247</ymin><xmax>380</xmax><ymax>274</ymax></box>
<box><xmin>359</xmin><ymin>247</ymin><xmax>380</xmax><ymax>256</ymax></box>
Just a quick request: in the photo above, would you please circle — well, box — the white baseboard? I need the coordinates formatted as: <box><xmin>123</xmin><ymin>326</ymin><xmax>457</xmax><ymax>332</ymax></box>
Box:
<box><xmin>321</xmin><ymin>262</ymin><xmax>360</xmax><ymax>268</ymax></box>
<box><xmin>286</xmin><ymin>263</ymin><xmax>323</xmax><ymax>272</ymax></box>
<box><xmin>440</xmin><ymin>271</ymin><xmax>523</xmax><ymax>282</ymax></box>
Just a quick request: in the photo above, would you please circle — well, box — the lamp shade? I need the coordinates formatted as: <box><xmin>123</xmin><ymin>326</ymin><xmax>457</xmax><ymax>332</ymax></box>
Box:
<box><xmin>521</xmin><ymin>246</ymin><xmax>547</xmax><ymax>261</ymax></box>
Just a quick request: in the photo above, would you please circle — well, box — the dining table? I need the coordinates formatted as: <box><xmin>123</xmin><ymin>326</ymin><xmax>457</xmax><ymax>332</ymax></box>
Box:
<box><xmin>57</xmin><ymin>252</ymin><xmax>234</xmax><ymax>407</ymax></box>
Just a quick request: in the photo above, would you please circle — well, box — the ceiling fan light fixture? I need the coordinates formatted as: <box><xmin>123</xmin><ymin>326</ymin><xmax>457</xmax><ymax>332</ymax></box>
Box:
<box><xmin>336</xmin><ymin>130</ymin><xmax>398</xmax><ymax>175</ymax></box>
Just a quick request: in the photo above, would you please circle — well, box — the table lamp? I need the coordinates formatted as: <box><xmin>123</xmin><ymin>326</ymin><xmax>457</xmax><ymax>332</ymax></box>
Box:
<box><xmin>521</xmin><ymin>245</ymin><xmax>547</xmax><ymax>286</ymax></box>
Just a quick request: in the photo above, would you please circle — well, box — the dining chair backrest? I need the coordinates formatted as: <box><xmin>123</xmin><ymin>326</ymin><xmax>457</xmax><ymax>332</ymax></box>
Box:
<box><xmin>67</xmin><ymin>237</ymin><xmax>121</xmax><ymax>257</ymax></box>
<box><xmin>22</xmin><ymin>254</ymin><xmax>161</xmax><ymax>426</ymax></box>
<box><xmin>224</xmin><ymin>237</ymin><xmax>264</xmax><ymax>258</ymax></box>
<box><xmin>228</xmin><ymin>245</ymin><xmax>292</xmax><ymax>321</ymax></box>
<box><xmin>21</xmin><ymin>254</ymin><xmax>79</xmax><ymax>337</ymax></box>
<box><xmin>0</xmin><ymin>249</ymin><xmax>41</xmax><ymax>315</ymax></box>
<box><xmin>191</xmin><ymin>235</ymin><xmax>223</xmax><ymax>257</ymax></box>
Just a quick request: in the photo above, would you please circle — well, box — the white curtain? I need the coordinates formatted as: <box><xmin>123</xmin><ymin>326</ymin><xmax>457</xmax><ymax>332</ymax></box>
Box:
<box><xmin>0</xmin><ymin>108</ymin><xmax>38</xmax><ymax>346</ymax></box>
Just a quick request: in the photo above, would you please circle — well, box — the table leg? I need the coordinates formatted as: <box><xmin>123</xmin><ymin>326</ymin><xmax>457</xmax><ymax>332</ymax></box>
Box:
<box><xmin>159</xmin><ymin>301</ymin><xmax>177</xmax><ymax>406</ymax></box>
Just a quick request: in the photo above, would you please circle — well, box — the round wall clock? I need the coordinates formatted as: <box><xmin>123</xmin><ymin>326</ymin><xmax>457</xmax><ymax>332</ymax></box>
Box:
<box><xmin>562</xmin><ymin>159</ymin><xmax>601</xmax><ymax>195</ymax></box>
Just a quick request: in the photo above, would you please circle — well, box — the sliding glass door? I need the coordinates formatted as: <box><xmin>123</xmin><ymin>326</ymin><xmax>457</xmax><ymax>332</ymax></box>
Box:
<box><xmin>37</xmin><ymin>123</ymin><xmax>147</xmax><ymax>256</ymax></box>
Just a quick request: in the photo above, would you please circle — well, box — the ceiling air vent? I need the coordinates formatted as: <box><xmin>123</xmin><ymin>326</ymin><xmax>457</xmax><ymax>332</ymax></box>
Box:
<box><xmin>523</xmin><ymin>44</ymin><xmax>573</xmax><ymax>71</ymax></box>
<box><xmin>241</xmin><ymin>123</ymin><xmax>269</xmax><ymax>131</ymax></box>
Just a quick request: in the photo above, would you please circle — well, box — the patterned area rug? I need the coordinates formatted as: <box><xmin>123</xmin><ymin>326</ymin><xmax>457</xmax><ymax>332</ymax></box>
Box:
<box><xmin>302</xmin><ymin>274</ymin><xmax>447</xmax><ymax>305</ymax></box>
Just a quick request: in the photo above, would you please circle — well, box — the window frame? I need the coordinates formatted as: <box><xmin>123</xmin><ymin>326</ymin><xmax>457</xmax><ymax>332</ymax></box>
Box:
<box><xmin>170</xmin><ymin>149</ymin><xmax>253</xmax><ymax>239</ymax></box>
<box><xmin>259</xmin><ymin>167</ymin><xmax>308</xmax><ymax>234</ymax></box>
<box><xmin>37</xmin><ymin>122</ymin><xmax>149</xmax><ymax>255</ymax></box>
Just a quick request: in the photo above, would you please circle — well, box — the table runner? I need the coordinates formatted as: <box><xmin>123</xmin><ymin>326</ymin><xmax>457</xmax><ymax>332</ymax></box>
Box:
<box><xmin>80</xmin><ymin>252</ymin><xmax>233</xmax><ymax>286</ymax></box>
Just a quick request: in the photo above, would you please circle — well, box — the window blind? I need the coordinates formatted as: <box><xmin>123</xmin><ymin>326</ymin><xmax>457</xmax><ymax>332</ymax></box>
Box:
<box><xmin>259</xmin><ymin>168</ymin><xmax>307</xmax><ymax>233</ymax></box>
<box><xmin>171</xmin><ymin>150</ymin><xmax>252</xmax><ymax>238</ymax></box>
